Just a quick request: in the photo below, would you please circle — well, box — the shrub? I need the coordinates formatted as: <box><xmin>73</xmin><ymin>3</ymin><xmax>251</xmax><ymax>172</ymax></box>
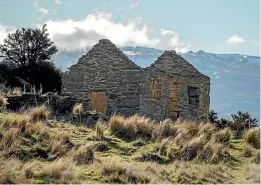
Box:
<box><xmin>72</xmin><ymin>145</ymin><xmax>94</xmax><ymax>165</ymax></box>
<box><xmin>28</xmin><ymin>105</ymin><xmax>50</xmax><ymax>122</ymax></box>
<box><xmin>244</xmin><ymin>128</ymin><xmax>260</xmax><ymax>149</ymax></box>
<box><xmin>95</xmin><ymin>120</ymin><xmax>107</xmax><ymax>139</ymax></box>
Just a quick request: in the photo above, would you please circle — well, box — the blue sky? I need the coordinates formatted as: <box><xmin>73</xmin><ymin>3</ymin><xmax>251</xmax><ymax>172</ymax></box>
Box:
<box><xmin>0</xmin><ymin>0</ymin><xmax>260</xmax><ymax>55</ymax></box>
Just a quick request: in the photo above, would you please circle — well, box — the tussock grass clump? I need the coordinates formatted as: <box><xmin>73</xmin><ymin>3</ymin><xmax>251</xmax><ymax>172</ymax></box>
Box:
<box><xmin>253</xmin><ymin>151</ymin><xmax>260</xmax><ymax>164</ymax></box>
<box><xmin>28</xmin><ymin>105</ymin><xmax>50</xmax><ymax>122</ymax></box>
<box><xmin>156</xmin><ymin>138</ymin><xmax>171</xmax><ymax>155</ymax></box>
<box><xmin>72</xmin><ymin>144</ymin><xmax>94</xmax><ymax>165</ymax></box>
<box><xmin>243</xmin><ymin>144</ymin><xmax>254</xmax><ymax>157</ymax></box>
<box><xmin>72</xmin><ymin>103</ymin><xmax>83</xmax><ymax>115</ymax></box>
<box><xmin>244</xmin><ymin>128</ymin><xmax>260</xmax><ymax>149</ymax></box>
<box><xmin>211</xmin><ymin>128</ymin><xmax>232</xmax><ymax>144</ymax></box>
<box><xmin>102</xmin><ymin>160</ymin><xmax>150</xmax><ymax>183</ymax></box>
<box><xmin>198</xmin><ymin>141</ymin><xmax>230</xmax><ymax>163</ymax></box>
<box><xmin>50</xmin><ymin>132</ymin><xmax>73</xmax><ymax>155</ymax></box>
<box><xmin>2</xmin><ymin>114</ymin><xmax>30</xmax><ymax>131</ymax></box>
<box><xmin>37</xmin><ymin>159</ymin><xmax>75</xmax><ymax>183</ymax></box>
<box><xmin>95</xmin><ymin>120</ymin><xmax>107</xmax><ymax>139</ymax></box>
<box><xmin>198</xmin><ymin>123</ymin><xmax>215</xmax><ymax>139</ymax></box>
<box><xmin>152</xmin><ymin>119</ymin><xmax>177</xmax><ymax>141</ymax></box>
<box><xmin>0</xmin><ymin>95</ymin><xmax>8</xmax><ymax>110</ymax></box>
<box><xmin>0</xmin><ymin>159</ymin><xmax>29</xmax><ymax>184</ymax></box>
<box><xmin>12</xmin><ymin>87</ymin><xmax>21</xmax><ymax>96</ymax></box>
<box><xmin>109</xmin><ymin>114</ymin><xmax>154</xmax><ymax>139</ymax></box>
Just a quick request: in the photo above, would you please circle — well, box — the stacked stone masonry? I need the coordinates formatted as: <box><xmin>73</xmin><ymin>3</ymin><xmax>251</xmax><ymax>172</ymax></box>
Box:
<box><xmin>62</xmin><ymin>39</ymin><xmax>210</xmax><ymax>122</ymax></box>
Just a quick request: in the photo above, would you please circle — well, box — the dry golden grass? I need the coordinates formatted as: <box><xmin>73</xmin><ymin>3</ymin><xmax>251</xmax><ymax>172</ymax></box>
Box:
<box><xmin>109</xmin><ymin>114</ymin><xmax>153</xmax><ymax>139</ymax></box>
<box><xmin>95</xmin><ymin>120</ymin><xmax>107</xmax><ymax>139</ymax></box>
<box><xmin>72</xmin><ymin>103</ymin><xmax>83</xmax><ymax>115</ymax></box>
<box><xmin>36</xmin><ymin>158</ymin><xmax>75</xmax><ymax>183</ymax></box>
<box><xmin>72</xmin><ymin>144</ymin><xmax>94</xmax><ymax>165</ymax></box>
<box><xmin>28</xmin><ymin>105</ymin><xmax>50</xmax><ymax>122</ymax></box>
<box><xmin>0</xmin><ymin>95</ymin><xmax>8</xmax><ymax>109</ymax></box>
<box><xmin>211</xmin><ymin>128</ymin><xmax>232</xmax><ymax>144</ymax></box>
<box><xmin>243</xmin><ymin>144</ymin><xmax>254</xmax><ymax>157</ymax></box>
<box><xmin>12</xmin><ymin>87</ymin><xmax>21</xmax><ymax>96</ymax></box>
<box><xmin>0</xmin><ymin>159</ymin><xmax>30</xmax><ymax>184</ymax></box>
<box><xmin>244</xmin><ymin>128</ymin><xmax>260</xmax><ymax>149</ymax></box>
<box><xmin>245</xmin><ymin>164</ymin><xmax>260</xmax><ymax>183</ymax></box>
<box><xmin>152</xmin><ymin>119</ymin><xmax>177</xmax><ymax>141</ymax></box>
<box><xmin>50</xmin><ymin>131</ymin><xmax>72</xmax><ymax>155</ymax></box>
<box><xmin>101</xmin><ymin>159</ymin><xmax>151</xmax><ymax>183</ymax></box>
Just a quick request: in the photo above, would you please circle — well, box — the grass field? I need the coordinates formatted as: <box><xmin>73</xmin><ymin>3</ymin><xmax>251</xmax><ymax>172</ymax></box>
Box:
<box><xmin>0</xmin><ymin>107</ymin><xmax>260</xmax><ymax>184</ymax></box>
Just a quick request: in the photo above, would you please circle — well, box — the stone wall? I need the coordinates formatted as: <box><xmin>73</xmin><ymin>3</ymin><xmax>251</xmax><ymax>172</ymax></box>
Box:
<box><xmin>63</xmin><ymin>39</ymin><xmax>142</xmax><ymax>116</ymax></box>
<box><xmin>62</xmin><ymin>39</ymin><xmax>210</xmax><ymax>121</ymax></box>
<box><xmin>140</xmin><ymin>50</ymin><xmax>210</xmax><ymax>122</ymax></box>
<box><xmin>6</xmin><ymin>94</ymin><xmax>77</xmax><ymax>115</ymax></box>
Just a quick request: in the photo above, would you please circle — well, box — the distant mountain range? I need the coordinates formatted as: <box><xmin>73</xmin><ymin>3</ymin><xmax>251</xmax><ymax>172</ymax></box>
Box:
<box><xmin>54</xmin><ymin>47</ymin><xmax>260</xmax><ymax>121</ymax></box>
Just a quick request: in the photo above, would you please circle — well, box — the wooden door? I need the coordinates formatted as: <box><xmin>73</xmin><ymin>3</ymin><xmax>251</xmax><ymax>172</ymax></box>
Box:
<box><xmin>91</xmin><ymin>92</ymin><xmax>107</xmax><ymax>113</ymax></box>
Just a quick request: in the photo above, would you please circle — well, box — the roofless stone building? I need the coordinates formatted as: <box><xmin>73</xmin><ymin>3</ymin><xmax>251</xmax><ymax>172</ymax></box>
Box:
<box><xmin>62</xmin><ymin>39</ymin><xmax>210</xmax><ymax>121</ymax></box>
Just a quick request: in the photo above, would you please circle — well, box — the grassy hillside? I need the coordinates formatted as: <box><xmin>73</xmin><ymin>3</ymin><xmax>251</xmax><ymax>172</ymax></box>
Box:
<box><xmin>0</xmin><ymin>106</ymin><xmax>260</xmax><ymax>184</ymax></box>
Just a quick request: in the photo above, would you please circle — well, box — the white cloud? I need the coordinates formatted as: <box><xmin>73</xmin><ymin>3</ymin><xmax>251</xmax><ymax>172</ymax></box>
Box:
<box><xmin>160</xmin><ymin>29</ymin><xmax>175</xmax><ymax>36</ymax></box>
<box><xmin>41</xmin><ymin>11</ymin><xmax>161</xmax><ymax>52</ymax></box>
<box><xmin>130</xmin><ymin>1</ymin><xmax>139</xmax><ymax>9</ymax></box>
<box><xmin>54</xmin><ymin>0</ymin><xmax>62</xmax><ymax>4</ymax></box>
<box><xmin>160</xmin><ymin>29</ymin><xmax>194</xmax><ymax>53</ymax></box>
<box><xmin>38</xmin><ymin>7</ymin><xmax>49</xmax><ymax>15</ymax></box>
<box><xmin>226</xmin><ymin>35</ymin><xmax>245</xmax><ymax>45</ymax></box>
<box><xmin>0</xmin><ymin>23</ymin><xmax>16</xmax><ymax>44</ymax></box>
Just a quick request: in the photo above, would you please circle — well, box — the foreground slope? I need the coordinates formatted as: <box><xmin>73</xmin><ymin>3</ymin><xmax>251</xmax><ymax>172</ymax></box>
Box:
<box><xmin>0</xmin><ymin>108</ymin><xmax>259</xmax><ymax>184</ymax></box>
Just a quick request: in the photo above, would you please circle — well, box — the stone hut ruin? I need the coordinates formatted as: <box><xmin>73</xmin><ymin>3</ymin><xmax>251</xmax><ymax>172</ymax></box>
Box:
<box><xmin>62</xmin><ymin>39</ymin><xmax>210</xmax><ymax>121</ymax></box>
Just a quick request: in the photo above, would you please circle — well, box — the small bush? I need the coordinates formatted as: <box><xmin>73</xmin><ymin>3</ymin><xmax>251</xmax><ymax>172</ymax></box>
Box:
<box><xmin>244</xmin><ymin>128</ymin><xmax>260</xmax><ymax>149</ymax></box>
<box><xmin>72</xmin><ymin>144</ymin><xmax>94</xmax><ymax>165</ymax></box>
<box><xmin>28</xmin><ymin>105</ymin><xmax>50</xmax><ymax>122</ymax></box>
<box><xmin>95</xmin><ymin>120</ymin><xmax>107</xmax><ymax>139</ymax></box>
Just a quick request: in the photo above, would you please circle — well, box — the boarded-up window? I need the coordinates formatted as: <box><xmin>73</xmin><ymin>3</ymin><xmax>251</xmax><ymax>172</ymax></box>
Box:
<box><xmin>187</xmin><ymin>86</ymin><xmax>199</xmax><ymax>108</ymax></box>
<box><xmin>91</xmin><ymin>92</ymin><xmax>107</xmax><ymax>113</ymax></box>
<box><xmin>149</xmin><ymin>78</ymin><xmax>161</xmax><ymax>99</ymax></box>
